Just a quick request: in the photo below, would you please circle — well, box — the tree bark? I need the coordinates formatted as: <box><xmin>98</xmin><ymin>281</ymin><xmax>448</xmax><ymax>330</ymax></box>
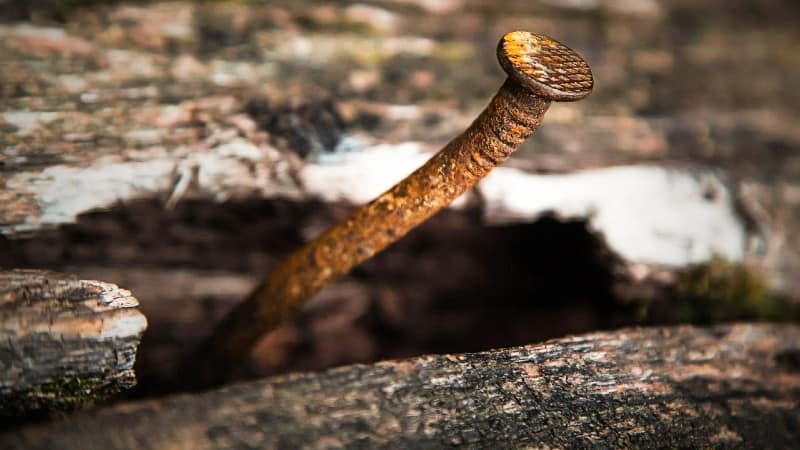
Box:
<box><xmin>3</xmin><ymin>323</ymin><xmax>799</xmax><ymax>448</ymax></box>
<box><xmin>0</xmin><ymin>270</ymin><xmax>147</xmax><ymax>418</ymax></box>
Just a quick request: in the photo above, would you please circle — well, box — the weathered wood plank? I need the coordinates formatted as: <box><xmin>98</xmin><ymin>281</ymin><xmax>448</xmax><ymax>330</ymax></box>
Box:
<box><xmin>3</xmin><ymin>323</ymin><xmax>798</xmax><ymax>448</ymax></box>
<box><xmin>0</xmin><ymin>270</ymin><xmax>147</xmax><ymax>418</ymax></box>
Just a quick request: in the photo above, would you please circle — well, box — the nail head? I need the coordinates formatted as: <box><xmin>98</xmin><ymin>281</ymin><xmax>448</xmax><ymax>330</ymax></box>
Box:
<box><xmin>497</xmin><ymin>31</ymin><xmax>594</xmax><ymax>102</ymax></box>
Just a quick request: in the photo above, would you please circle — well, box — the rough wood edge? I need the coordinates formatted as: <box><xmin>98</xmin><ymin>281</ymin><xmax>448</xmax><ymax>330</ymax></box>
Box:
<box><xmin>0</xmin><ymin>269</ymin><xmax>147</xmax><ymax>418</ymax></box>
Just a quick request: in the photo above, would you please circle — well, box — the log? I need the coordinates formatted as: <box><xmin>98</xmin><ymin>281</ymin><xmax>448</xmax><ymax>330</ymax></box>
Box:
<box><xmin>3</xmin><ymin>323</ymin><xmax>799</xmax><ymax>448</ymax></box>
<box><xmin>0</xmin><ymin>270</ymin><xmax>147</xmax><ymax>418</ymax></box>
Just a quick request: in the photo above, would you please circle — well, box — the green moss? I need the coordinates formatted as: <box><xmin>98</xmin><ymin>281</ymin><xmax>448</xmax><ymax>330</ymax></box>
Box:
<box><xmin>633</xmin><ymin>256</ymin><xmax>800</xmax><ymax>326</ymax></box>
<box><xmin>0</xmin><ymin>372</ymin><xmax>135</xmax><ymax>420</ymax></box>
<box><xmin>672</xmin><ymin>257</ymin><xmax>797</xmax><ymax>324</ymax></box>
<box><xmin>39</xmin><ymin>376</ymin><xmax>107</xmax><ymax>410</ymax></box>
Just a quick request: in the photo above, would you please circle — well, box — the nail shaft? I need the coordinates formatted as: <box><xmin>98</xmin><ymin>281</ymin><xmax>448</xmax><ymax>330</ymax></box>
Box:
<box><xmin>198</xmin><ymin>32</ymin><xmax>593</xmax><ymax>381</ymax></box>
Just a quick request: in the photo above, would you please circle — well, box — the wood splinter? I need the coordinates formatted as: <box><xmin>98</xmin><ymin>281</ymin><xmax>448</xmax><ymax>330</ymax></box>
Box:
<box><xmin>197</xmin><ymin>31</ymin><xmax>594</xmax><ymax>381</ymax></box>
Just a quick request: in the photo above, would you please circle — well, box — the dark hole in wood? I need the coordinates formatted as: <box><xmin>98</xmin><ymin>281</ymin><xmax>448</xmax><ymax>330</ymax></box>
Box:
<box><xmin>0</xmin><ymin>197</ymin><xmax>622</xmax><ymax>398</ymax></box>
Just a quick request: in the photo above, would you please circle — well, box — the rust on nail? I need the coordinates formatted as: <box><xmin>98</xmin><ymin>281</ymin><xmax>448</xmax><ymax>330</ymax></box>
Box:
<box><xmin>201</xmin><ymin>31</ymin><xmax>594</xmax><ymax>377</ymax></box>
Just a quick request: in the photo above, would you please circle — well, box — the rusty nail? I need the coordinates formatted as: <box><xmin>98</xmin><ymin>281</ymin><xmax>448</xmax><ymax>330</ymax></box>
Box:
<box><xmin>201</xmin><ymin>31</ymin><xmax>593</xmax><ymax>379</ymax></box>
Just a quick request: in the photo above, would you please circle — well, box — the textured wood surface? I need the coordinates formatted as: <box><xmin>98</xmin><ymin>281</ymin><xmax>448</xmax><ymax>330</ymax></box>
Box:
<box><xmin>0</xmin><ymin>270</ymin><xmax>147</xmax><ymax>418</ymax></box>
<box><xmin>3</xmin><ymin>323</ymin><xmax>799</xmax><ymax>448</ymax></box>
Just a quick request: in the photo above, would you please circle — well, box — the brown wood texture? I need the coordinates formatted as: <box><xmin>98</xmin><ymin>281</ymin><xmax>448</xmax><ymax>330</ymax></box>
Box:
<box><xmin>0</xmin><ymin>270</ymin><xmax>147</xmax><ymax>418</ymax></box>
<box><xmin>3</xmin><ymin>323</ymin><xmax>799</xmax><ymax>448</ymax></box>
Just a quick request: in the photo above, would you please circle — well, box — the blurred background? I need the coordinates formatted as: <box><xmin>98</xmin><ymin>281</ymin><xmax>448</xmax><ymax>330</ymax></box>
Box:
<box><xmin>1</xmin><ymin>0</ymin><xmax>799</xmax><ymax>396</ymax></box>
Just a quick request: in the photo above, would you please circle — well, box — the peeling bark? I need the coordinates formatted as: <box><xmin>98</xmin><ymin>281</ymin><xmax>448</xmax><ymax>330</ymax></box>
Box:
<box><xmin>0</xmin><ymin>270</ymin><xmax>147</xmax><ymax>418</ymax></box>
<box><xmin>3</xmin><ymin>324</ymin><xmax>799</xmax><ymax>448</ymax></box>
